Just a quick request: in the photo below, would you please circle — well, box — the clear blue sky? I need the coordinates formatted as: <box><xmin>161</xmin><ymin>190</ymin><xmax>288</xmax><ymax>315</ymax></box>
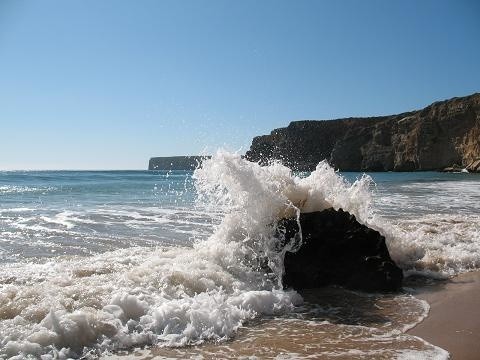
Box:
<box><xmin>1</xmin><ymin>0</ymin><xmax>479</xmax><ymax>169</ymax></box>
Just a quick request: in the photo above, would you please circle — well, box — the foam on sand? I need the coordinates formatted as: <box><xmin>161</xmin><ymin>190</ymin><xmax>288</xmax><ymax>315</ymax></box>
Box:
<box><xmin>0</xmin><ymin>151</ymin><xmax>374</xmax><ymax>358</ymax></box>
<box><xmin>1</xmin><ymin>151</ymin><xmax>477</xmax><ymax>358</ymax></box>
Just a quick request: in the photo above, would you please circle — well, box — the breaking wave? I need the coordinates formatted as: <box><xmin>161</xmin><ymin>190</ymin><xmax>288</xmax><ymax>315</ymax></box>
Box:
<box><xmin>0</xmin><ymin>151</ymin><xmax>477</xmax><ymax>359</ymax></box>
<box><xmin>0</xmin><ymin>152</ymin><xmax>375</xmax><ymax>358</ymax></box>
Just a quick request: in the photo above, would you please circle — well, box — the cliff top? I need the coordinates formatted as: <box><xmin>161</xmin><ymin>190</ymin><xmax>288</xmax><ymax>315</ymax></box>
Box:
<box><xmin>275</xmin><ymin>92</ymin><xmax>480</xmax><ymax>133</ymax></box>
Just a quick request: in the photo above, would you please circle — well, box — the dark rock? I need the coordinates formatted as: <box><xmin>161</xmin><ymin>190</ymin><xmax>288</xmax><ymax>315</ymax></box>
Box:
<box><xmin>246</xmin><ymin>93</ymin><xmax>480</xmax><ymax>171</ymax></box>
<box><xmin>280</xmin><ymin>208</ymin><xmax>403</xmax><ymax>292</ymax></box>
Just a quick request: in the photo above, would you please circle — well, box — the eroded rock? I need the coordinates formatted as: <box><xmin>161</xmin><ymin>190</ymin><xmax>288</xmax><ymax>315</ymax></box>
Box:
<box><xmin>246</xmin><ymin>93</ymin><xmax>480</xmax><ymax>171</ymax></box>
<box><xmin>466</xmin><ymin>159</ymin><xmax>480</xmax><ymax>173</ymax></box>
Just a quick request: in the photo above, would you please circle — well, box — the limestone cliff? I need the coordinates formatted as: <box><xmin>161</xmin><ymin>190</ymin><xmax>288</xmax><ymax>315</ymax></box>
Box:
<box><xmin>245</xmin><ymin>93</ymin><xmax>480</xmax><ymax>171</ymax></box>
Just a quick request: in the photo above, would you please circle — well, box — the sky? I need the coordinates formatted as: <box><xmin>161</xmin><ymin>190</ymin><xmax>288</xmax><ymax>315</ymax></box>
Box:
<box><xmin>0</xmin><ymin>0</ymin><xmax>479</xmax><ymax>170</ymax></box>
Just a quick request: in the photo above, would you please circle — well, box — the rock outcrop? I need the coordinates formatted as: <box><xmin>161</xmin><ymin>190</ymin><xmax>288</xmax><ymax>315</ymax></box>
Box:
<box><xmin>148</xmin><ymin>156</ymin><xmax>211</xmax><ymax>170</ymax></box>
<box><xmin>280</xmin><ymin>208</ymin><xmax>403</xmax><ymax>292</ymax></box>
<box><xmin>246</xmin><ymin>93</ymin><xmax>480</xmax><ymax>171</ymax></box>
<box><xmin>442</xmin><ymin>164</ymin><xmax>466</xmax><ymax>173</ymax></box>
<box><xmin>467</xmin><ymin>159</ymin><xmax>480</xmax><ymax>173</ymax></box>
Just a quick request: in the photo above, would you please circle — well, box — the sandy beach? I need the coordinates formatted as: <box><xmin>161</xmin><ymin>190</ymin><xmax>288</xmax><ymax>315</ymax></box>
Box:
<box><xmin>408</xmin><ymin>270</ymin><xmax>480</xmax><ymax>360</ymax></box>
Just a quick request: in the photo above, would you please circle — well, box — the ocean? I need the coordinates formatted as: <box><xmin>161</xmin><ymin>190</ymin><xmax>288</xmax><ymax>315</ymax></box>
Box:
<box><xmin>1</xmin><ymin>152</ymin><xmax>479</xmax><ymax>359</ymax></box>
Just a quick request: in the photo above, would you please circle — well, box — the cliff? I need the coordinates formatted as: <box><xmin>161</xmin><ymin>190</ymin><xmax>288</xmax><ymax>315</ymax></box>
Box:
<box><xmin>148</xmin><ymin>156</ymin><xmax>211</xmax><ymax>170</ymax></box>
<box><xmin>245</xmin><ymin>93</ymin><xmax>480</xmax><ymax>171</ymax></box>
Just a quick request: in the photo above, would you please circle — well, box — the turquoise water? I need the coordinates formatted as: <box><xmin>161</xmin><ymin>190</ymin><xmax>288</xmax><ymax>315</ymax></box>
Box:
<box><xmin>1</xmin><ymin>170</ymin><xmax>478</xmax><ymax>262</ymax></box>
<box><xmin>0</xmin><ymin>158</ymin><xmax>478</xmax><ymax>359</ymax></box>
<box><xmin>0</xmin><ymin>171</ymin><xmax>210</xmax><ymax>262</ymax></box>
<box><xmin>344</xmin><ymin>171</ymin><xmax>480</xmax><ymax>216</ymax></box>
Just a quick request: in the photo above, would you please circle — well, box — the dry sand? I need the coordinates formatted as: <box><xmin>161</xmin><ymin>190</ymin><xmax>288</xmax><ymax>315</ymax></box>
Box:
<box><xmin>408</xmin><ymin>270</ymin><xmax>480</xmax><ymax>360</ymax></box>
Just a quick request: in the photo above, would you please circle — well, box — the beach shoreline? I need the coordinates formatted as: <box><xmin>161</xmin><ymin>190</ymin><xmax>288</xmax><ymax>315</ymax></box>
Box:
<box><xmin>105</xmin><ymin>272</ymin><xmax>480</xmax><ymax>359</ymax></box>
<box><xmin>407</xmin><ymin>270</ymin><xmax>480</xmax><ymax>360</ymax></box>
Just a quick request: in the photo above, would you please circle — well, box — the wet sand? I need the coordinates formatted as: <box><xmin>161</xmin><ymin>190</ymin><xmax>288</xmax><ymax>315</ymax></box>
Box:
<box><xmin>408</xmin><ymin>270</ymin><xmax>480</xmax><ymax>360</ymax></box>
<box><xmin>113</xmin><ymin>273</ymin><xmax>480</xmax><ymax>360</ymax></box>
<box><xmin>108</xmin><ymin>287</ymin><xmax>445</xmax><ymax>359</ymax></box>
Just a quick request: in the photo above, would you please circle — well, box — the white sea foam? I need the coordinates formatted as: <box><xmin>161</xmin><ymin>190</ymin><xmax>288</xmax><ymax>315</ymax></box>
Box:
<box><xmin>0</xmin><ymin>151</ymin><xmax>477</xmax><ymax>358</ymax></box>
<box><xmin>0</xmin><ymin>246</ymin><xmax>301</xmax><ymax>358</ymax></box>
<box><xmin>372</xmin><ymin>214</ymin><xmax>480</xmax><ymax>277</ymax></box>
<box><xmin>0</xmin><ymin>152</ymin><xmax>379</xmax><ymax>358</ymax></box>
<box><xmin>396</xmin><ymin>347</ymin><xmax>449</xmax><ymax>360</ymax></box>
<box><xmin>0</xmin><ymin>185</ymin><xmax>55</xmax><ymax>194</ymax></box>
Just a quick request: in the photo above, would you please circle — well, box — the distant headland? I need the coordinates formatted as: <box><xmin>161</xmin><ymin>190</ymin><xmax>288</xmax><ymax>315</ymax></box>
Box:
<box><xmin>148</xmin><ymin>156</ymin><xmax>211</xmax><ymax>170</ymax></box>
<box><xmin>149</xmin><ymin>93</ymin><xmax>480</xmax><ymax>172</ymax></box>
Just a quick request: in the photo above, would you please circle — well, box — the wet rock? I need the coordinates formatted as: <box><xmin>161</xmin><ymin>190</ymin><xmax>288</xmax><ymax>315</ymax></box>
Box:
<box><xmin>280</xmin><ymin>208</ymin><xmax>403</xmax><ymax>292</ymax></box>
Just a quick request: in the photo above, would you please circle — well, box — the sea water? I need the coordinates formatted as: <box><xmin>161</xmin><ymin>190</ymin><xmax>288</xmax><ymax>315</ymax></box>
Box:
<box><xmin>1</xmin><ymin>151</ymin><xmax>478</xmax><ymax>359</ymax></box>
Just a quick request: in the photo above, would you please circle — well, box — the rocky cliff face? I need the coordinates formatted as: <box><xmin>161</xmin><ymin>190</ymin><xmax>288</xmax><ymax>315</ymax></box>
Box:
<box><xmin>246</xmin><ymin>93</ymin><xmax>480</xmax><ymax>171</ymax></box>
